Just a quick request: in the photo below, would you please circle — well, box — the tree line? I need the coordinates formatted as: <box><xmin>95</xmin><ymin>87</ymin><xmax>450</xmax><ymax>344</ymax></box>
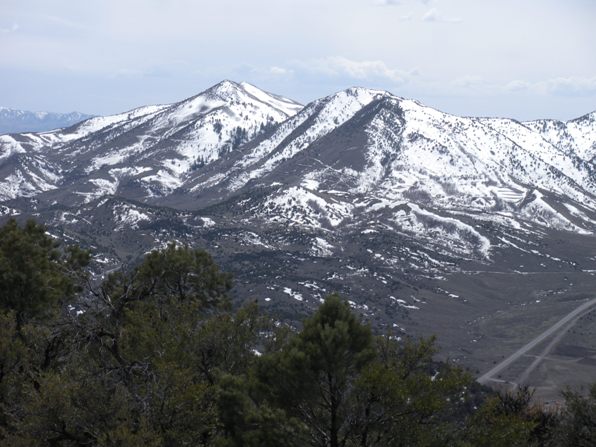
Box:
<box><xmin>0</xmin><ymin>218</ymin><xmax>595</xmax><ymax>446</ymax></box>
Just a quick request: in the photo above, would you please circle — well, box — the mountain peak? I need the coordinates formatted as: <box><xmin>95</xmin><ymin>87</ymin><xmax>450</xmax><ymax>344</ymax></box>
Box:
<box><xmin>345</xmin><ymin>86</ymin><xmax>391</xmax><ymax>97</ymax></box>
<box><xmin>207</xmin><ymin>79</ymin><xmax>242</xmax><ymax>94</ymax></box>
<box><xmin>199</xmin><ymin>80</ymin><xmax>302</xmax><ymax>117</ymax></box>
<box><xmin>314</xmin><ymin>87</ymin><xmax>401</xmax><ymax>113</ymax></box>
<box><xmin>0</xmin><ymin>81</ymin><xmax>308</xmax><ymax>201</ymax></box>
<box><xmin>298</xmin><ymin>86</ymin><xmax>398</xmax><ymax>124</ymax></box>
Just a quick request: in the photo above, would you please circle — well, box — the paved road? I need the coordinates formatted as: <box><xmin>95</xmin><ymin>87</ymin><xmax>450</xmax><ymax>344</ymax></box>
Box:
<box><xmin>477</xmin><ymin>298</ymin><xmax>596</xmax><ymax>385</ymax></box>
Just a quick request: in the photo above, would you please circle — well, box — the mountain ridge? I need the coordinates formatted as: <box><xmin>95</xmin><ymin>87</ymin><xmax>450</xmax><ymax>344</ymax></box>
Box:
<box><xmin>0</xmin><ymin>81</ymin><xmax>303</xmax><ymax>202</ymax></box>
<box><xmin>1</xmin><ymin>81</ymin><xmax>596</xmax><ymax>390</ymax></box>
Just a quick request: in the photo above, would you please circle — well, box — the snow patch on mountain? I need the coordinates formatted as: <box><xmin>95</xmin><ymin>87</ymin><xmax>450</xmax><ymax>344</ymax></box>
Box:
<box><xmin>239</xmin><ymin>82</ymin><xmax>303</xmax><ymax>116</ymax></box>
<box><xmin>395</xmin><ymin>203</ymin><xmax>492</xmax><ymax>258</ymax></box>
<box><xmin>0</xmin><ymin>135</ymin><xmax>27</xmax><ymax>160</ymax></box>
<box><xmin>1</xmin><ymin>81</ymin><xmax>303</xmax><ymax>201</ymax></box>
<box><xmin>521</xmin><ymin>190</ymin><xmax>592</xmax><ymax>234</ymax></box>
<box><xmin>311</xmin><ymin>236</ymin><xmax>334</xmax><ymax>257</ymax></box>
<box><xmin>283</xmin><ymin>287</ymin><xmax>303</xmax><ymax>301</ymax></box>
<box><xmin>113</xmin><ymin>203</ymin><xmax>151</xmax><ymax>230</ymax></box>
<box><xmin>228</xmin><ymin>88</ymin><xmax>386</xmax><ymax>191</ymax></box>
<box><xmin>260</xmin><ymin>186</ymin><xmax>353</xmax><ymax>227</ymax></box>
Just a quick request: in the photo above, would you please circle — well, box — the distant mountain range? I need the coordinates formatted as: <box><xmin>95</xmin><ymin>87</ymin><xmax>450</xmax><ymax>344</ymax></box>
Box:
<box><xmin>0</xmin><ymin>107</ymin><xmax>93</xmax><ymax>134</ymax></box>
<box><xmin>1</xmin><ymin>81</ymin><xmax>596</xmax><ymax>396</ymax></box>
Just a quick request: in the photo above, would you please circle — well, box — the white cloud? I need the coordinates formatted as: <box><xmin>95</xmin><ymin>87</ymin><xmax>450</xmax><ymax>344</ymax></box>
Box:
<box><xmin>375</xmin><ymin>0</ymin><xmax>401</xmax><ymax>5</ymax></box>
<box><xmin>421</xmin><ymin>8</ymin><xmax>438</xmax><ymax>21</ymax></box>
<box><xmin>453</xmin><ymin>75</ymin><xmax>486</xmax><ymax>89</ymax></box>
<box><xmin>44</xmin><ymin>15</ymin><xmax>84</xmax><ymax>30</ymax></box>
<box><xmin>247</xmin><ymin>65</ymin><xmax>295</xmax><ymax>78</ymax></box>
<box><xmin>422</xmin><ymin>8</ymin><xmax>462</xmax><ymax>23</ymax></box>
<box><xmin>0</xmin><ymin>23</ymin><xmax>19</xmax><ymax>33</ymax></box>
<box><xmin>504</xmin><ymin>80</ymin><xmax>531</xmax><ymax>92</ymax></box>
<box><xmin>1</xmin><ymin>0</ymin><xmax>592</xmax><ymax>120</ymax></box>
<box><xmin>269</xmin><ymin>66</ymin><xmax>293</xmax><ymax>76</ymax></box>
<box><xmin>542</xmin><ymin>77</ymin><xmax>596</xmax><ymax>96</ymax></box>
<box><xmin>305</xmin><ymin>56</ymin><xmax>410</xmax><ymax>84</ymax></box>
<box><xmin>504</xmin><ymin>77</ymin><xmax>596</xmax><ymax>96</ymax></box>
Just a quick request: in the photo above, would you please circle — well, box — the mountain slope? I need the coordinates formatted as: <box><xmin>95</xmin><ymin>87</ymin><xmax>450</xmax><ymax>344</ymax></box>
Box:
<box><xmin>180</xmin><ymin>88</ymin><xmax>596</xmax><ymax>239</ymax></box>
<box><xmin>2</xmin><ymin>82</ymin><xmax>596</xmax><ymax>395</ymax></box>
<box><xmin>524</xmin><ymin>111</ymin><xmax>596</xmax><ymax>164</ymax></box>
<box><xmin>0</xmin><ymin>81</ymin><xmax>302</xmax><ymax>202</ymax></box>
<box><xmin>2</xmin><ymin>83</ymin><xmax>594</xmax><ymax>262</ymax></box>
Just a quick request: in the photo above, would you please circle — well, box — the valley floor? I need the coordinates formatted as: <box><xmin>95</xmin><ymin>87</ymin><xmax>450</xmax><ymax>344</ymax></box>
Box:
<box><xmin>409</xmin><ymin>270</ymin><xmax>596</xmax><ymax>402</ymax></box>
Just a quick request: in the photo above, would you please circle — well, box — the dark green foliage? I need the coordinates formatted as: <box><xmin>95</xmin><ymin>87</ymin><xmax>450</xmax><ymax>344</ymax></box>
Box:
<box><xmin>98</xmin><ymin>242</ymin><xmax>232</xmax><ymax>313</ymax></box>
<box><xmin>228</xmin><ymin>126</ymin><xmax>249</xmax><ymax>150</ymax></box>
<box><xmin>550</xmin><ymin>384</ymin><xmax>596</xmax><ymax>446</ymax></box>
<box><xmin>351</xmin><ymin>337</ymin><xmax>472</xmax><ymax>446</ymax></box>
<box><xmin>34</xmin><ymin>243</ymin><xmax>239</xmax><ymax>445</ymax></box>
<box><xmin>255</xmin><ymin>295</ymin><xmax>474</xmax><ymax>447</ymax></box>
<box><xmin>191</xmin><ymin>155</ymin><xmax>206</xmax><ymax>170</ymax></box>
<box><xmin>0</xmin><ymin>218</ymin><xmax>89</xmax><ymax>323</ymax></box>
<box><xmin>215</xmin><ymin>374</ymin><xmax>306</xmax><ymax>447</ymax></box>
<box><xmin>0</xmin><ymin>233</ymin><xmax>241</xmax><ymax>445</ymax></box>
<box><xmin>256</xmin><ymin>294</ymin><xmax>374</xmax><ymax>447</ymax></box>
<box><xmin>258</xmin><ymin>116</ymin><xmax>278</xmax><ymax>135</ymax></box>
<box><xmin>463</xmin><ymin>386</ymin><xmax>542</xmax><ymax>446</ymax></box>
<box><xmin>1</xmin><ymin>219</ymin><xmax>594</xmax><ymax>446</ymax></box>
<box><xmin>0</xmin><ymin>218</ymin><xmax>90</xmax><ymax>442</ymax></box>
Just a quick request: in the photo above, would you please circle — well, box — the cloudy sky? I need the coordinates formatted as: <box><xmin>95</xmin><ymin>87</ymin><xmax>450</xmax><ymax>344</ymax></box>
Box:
<box><xmin>1</xmin><ymin>0</ymin><xmax>594</xmax><ymax>120</ymax></box>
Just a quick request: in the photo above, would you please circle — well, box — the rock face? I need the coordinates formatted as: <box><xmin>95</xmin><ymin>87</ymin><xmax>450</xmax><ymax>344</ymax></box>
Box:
<box><xmin>1</xmin><ymin>81</ymin><xmax>596</xmax><ymax>383</ymax></box>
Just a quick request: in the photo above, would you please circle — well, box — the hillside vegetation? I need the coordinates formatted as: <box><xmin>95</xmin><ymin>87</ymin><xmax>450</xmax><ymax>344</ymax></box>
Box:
<box><xmin>0</xmin><ymin>218</ymin><xmax>595</xmax><ymax>446</ymax></box>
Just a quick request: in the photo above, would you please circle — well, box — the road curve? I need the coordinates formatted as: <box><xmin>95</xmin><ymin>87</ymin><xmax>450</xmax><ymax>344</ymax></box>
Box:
<box><xmin>477</xmin><ymin>297</ymin><xmax>596</xmax><ymax>385</ymax></box>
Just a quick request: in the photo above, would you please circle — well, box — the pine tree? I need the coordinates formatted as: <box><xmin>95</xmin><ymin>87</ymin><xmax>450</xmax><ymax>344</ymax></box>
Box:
<box><xmin>256</xmin><ymin>294</ymin><xmax>375</xmax><ymax>447</ymax></box>
<box><xmin>0</xmin><ymin>218</ymin><xmax>89</xmax><ymax>443</ymax></box>
<box><xmin>0</xmin><ymin>218</ymin><xmax>89</xmax><ymax>325</ymax></box>
<box><xmin>550</xmin><ymin>384</ymin><xmax>596</xmax><ymax>446</ymax></box>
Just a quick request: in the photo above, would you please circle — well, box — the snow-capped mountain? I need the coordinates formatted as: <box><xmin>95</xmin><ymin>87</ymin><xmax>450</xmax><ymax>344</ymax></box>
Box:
<box><xmin>1</xmin><ymin>82</ymin><xmax>596</xmax><ymax>371</ymax></box>
<box><xmin>524</xmin><ymin>111</ymin><xmax>596</xmax><ymax>165</ymax></box>
<box><xmin>2</xmin><ymin>82</ymin><xmax>595</xmax><ymax>266</ymax></box>
<box><xmin>0</xmin><ymin>107</ymin><xmax>92</xmax><ymax>135</ymax></box>
<box><xmin>0</xmin><ymin>81</ymin><xmax>302</xmax><ymax>202</ymax></box>
<box><xmin>182</xmin><ymin>87</ymin><xmax>596</xmax><ymax>247</ymax></box>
